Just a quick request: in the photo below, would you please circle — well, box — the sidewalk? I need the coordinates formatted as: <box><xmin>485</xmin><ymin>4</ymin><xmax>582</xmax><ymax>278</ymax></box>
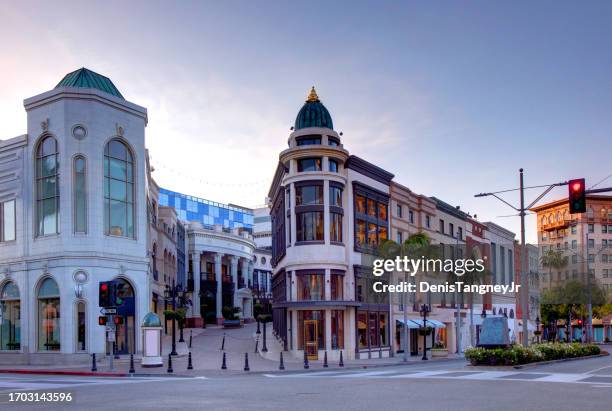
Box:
<box><xmin>0</xmin><ymin>323</ymin><xmax>463</xmax><ymax>376</ymax></box>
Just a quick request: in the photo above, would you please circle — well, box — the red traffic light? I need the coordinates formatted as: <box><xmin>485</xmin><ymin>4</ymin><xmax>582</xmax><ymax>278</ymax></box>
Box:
<box><xmin>98</xmin><ymin>316</ymin><xmax>107</xmax><ymax>326</ymax></box>
<box><xmin>568</xmin><ymin>178</ymin><xmax>586</xmax><ymax>214</ymax></box>
<box><xmin>100</xmin><ymin>283</ymin><xmax>108</xmax><ymax>292</ymax></box>
<box><xmin>571</xmin><ymin>182</ymin><xmax>582</xmax><ymax>192</ymax></box>
<box><xmin>577</xmin><ymin>319</ymin><xmax>583</xmax><ymax>325</ymax></box>
<box><xmin>114</xmin><ymin>316</ymin><xmax>124</xmax><ymax>325</ymax></box>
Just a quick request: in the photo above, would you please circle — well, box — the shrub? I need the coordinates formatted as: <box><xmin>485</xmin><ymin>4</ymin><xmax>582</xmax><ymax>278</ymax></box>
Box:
<box><xmin>465</xmin><ymin>343</ymin><xmax>600</xmax><ymax>366</ymax></box>
<box><xmin>222</xmin><ymin>306</ymin><xmax>241</xmax><ymax>320</ymax></box>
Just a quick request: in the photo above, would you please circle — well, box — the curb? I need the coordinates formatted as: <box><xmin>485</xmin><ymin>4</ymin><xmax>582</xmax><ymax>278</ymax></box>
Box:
<box><xmin>0</xmin><ymin>369</ymin><xmax>127</xmax><ymax>377</ymax></box>
<box><xmin>466</xmin><ymin>351</ymin><xmax>609</xmax><ymax>371</ymax></box>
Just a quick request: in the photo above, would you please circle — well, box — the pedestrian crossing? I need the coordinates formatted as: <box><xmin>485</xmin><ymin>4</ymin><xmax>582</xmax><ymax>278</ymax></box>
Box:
<box><xmin>263</xmin><ymin>369</ymin><xmax>612</xmax><ymax>386</ymax></box>
<box><xmin>0</xmin><ymin>375</ymin><xmax>193</xmax><ymax>393</ymax></box>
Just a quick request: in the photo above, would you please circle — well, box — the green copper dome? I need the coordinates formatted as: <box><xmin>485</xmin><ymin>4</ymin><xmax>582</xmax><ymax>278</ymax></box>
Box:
<box><xmin>55</xmin><ymin>67</ymin><xmax>124</xmax><ymax>99</ymax></box>
<box><xmin>294</xmin><ymin>87</ymin><xmax>333</xmax><ymax>130</ymax></box>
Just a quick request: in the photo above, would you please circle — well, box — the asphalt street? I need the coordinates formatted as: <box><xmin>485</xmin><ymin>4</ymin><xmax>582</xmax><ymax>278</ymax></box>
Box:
<box><xmin>0</xmin><ymin>355</ymin><xmax>611</xmax><ymax>411</ymax></box>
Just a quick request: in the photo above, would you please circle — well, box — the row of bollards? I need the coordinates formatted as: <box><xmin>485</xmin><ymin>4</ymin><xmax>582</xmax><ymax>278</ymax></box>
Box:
<box><xmin>90</xmin><ymin>352</ymin><xmax>196</xmax><ymax>374</ymax></box>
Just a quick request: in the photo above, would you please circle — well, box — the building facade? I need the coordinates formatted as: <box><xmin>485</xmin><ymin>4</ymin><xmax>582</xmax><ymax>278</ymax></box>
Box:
<box><xmin>0</xmin><ymin>68</ymin><xmax>150</xmax><ymax>363</ymax></box>
<box><xmin>269</xmin><ymin>88</ymin><xmax>394</xmax><ymax>360</ymax></box>
<box><xmin>531</xmin><ymin>195</ymin><xmax>612</xmax><ymax>342</ymax></box>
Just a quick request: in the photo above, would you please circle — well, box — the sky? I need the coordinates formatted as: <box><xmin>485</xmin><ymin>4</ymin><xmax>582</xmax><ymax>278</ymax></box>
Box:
<box><xmin>1</xmin><ymin>0</ymin><xmax>611</xmax><ymax>243</ymax></box>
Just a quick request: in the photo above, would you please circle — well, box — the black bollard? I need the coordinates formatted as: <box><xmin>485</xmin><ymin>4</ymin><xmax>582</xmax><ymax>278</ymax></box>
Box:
<box><xmin>221</xmin><ymin>352</ymin><xmax>227</xmax><ymax>370</ymax></box>
<box><xmin>187</xmin><ymin>352</ymin><xmax>193</xmax><ymax>370</ymax></box>
<box><xmin>113</xmin><ymin>342</ymin><xmax>119</xmax><ymax>359</ymax></box>
<box><xmin>279</xmin><ymin>352</ymin><xmax>285</xmax><ymax>370</ymax></box>
<box><xmin>323</xmin><ymin>351</ymin><xmax>328</xmax><ymax>368</ymax></box>
<box><xmin>91</xmin><ymin>353</ymin><xmax>97</xmax><ymax>372</ymax></box>
<box><xmin>379</xmin><ymin>346</ymin><xmax>382</xmax><ymax>359</ymax></box>
<box><xmin>256</xmin><ymin>320</ymin><xmax>261</xmax><ymax>334</ymax></box>
<box><xmin>254</xmin><ymin>337</ymin><xmax>259</xmax><ymax>354</ymax></box>
<box><xmin>167</xmin><ymin>353</ymin><xmax>173</xmax><ymax>373</ymax></box>
<box><xmin>303</xmin><ymin>350</ymin><xmax>309</xmax><ymax>369</ymax></box>
<box><xmin>189</xmin><ymin>330</ymin><xmax>193</xmax><ymax>349</ymax></box>
<box><xmin>244</xmin><ymin>353</ymin><xmax>250</xmax><ymax>371</ymax></box>
<box><xmin>129</xmin><ymin>354</ymin><xmax>135</xmax><ymax>374</ymax></box>
<box><xmin>221</xmin><ymin>334</ymin><xmax>225</xmax><ymax>351</ymax></box>
<box><xmin>339</xmin><ymin>351</ymin><xmax>344</xmax><ymax>367</ymax></box>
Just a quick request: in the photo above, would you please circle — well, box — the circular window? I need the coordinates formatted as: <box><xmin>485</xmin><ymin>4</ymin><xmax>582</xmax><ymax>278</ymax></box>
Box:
<box><xmin>73</xmin><ymin>270</ymin><xmax>88</xmax><ymax>284</ymax></box>
<box><xmin>71</xmin><ymin>125</ymin><xmax>87</xmax><ymax>140</ymax></box>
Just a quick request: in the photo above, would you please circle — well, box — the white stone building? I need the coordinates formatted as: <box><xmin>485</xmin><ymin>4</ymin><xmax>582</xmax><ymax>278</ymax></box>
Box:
<box><xmin>0</xmin><ymin>68</ymin><xmax>150</xmax><ymax>364</ymax></box>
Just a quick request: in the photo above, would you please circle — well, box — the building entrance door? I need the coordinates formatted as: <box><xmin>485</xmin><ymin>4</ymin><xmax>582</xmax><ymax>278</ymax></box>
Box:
<box><xmin>304</xmin><ymin>320</ymin><xmax>318</xmax><ymax>360</ymax></box>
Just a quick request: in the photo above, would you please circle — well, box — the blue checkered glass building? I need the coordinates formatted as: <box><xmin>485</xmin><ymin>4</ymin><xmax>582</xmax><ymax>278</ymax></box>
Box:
<box><xmin>158</xmin><ymin>188</ymin><xmax>254</xmax><ymax>233</ymax></box>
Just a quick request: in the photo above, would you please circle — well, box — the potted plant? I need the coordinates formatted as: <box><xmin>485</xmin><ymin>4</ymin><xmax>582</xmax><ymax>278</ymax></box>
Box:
<box><xmin>431</xmin><ymin>342</ymin><xmax>448</xmax><ymax>357</ymax></box>
<box><xmin>222</xmin><ymin>306</ymin><xmax>242</xmax><ymax>328</ymax></box>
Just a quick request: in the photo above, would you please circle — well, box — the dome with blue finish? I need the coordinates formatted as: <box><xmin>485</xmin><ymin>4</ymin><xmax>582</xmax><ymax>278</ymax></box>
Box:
<box><xmin>294</xmin><ymin>87</ymin><xmax>333</xmax><ymax>130</ymax></box>
<box><xmin>142</xmin><ymin>312</ymin><xmax>162</xmax><ymax>327</ymax></box>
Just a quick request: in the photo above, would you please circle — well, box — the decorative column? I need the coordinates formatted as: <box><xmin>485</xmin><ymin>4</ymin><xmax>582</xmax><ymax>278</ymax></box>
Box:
<box><xmin>192</xmin><ymin>253</ymin><xmax>201</xmax><ymax>318</ymax></box>
<box><xmin>231</xmin><ymin>256</ymin><xmax>239</xmax><ymax>312</ymax></box>
<box><xmin>241</xmin><ymin>259</ymin><xmax>249</xmax><ymax>290</ymax></box>
<box><xmin>215</xmin><ymin>253</ymin><xmax>223</xmax><ymax>324</ymax></box>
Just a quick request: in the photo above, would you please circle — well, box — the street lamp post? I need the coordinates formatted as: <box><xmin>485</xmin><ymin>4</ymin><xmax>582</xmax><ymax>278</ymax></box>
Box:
<box><xmin>164</xmin><ymin>281</ymin><xmax>178</xmax><ymax>356</ymax></box>
<box><xmin>420</xmin><ymin>304</ymin><xmax>431</xmax><ymax>361</ymax></box>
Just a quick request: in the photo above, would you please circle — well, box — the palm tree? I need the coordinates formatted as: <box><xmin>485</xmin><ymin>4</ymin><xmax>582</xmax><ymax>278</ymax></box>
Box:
<box><xmin>378</xmin><ymin>232</ymin><xmax>437</xmax><ymax>360</ymax></box>
<box><xmin>540</xmin><ymin>249</ymin><xmax>568</xmax><ymax>289</ymax></box>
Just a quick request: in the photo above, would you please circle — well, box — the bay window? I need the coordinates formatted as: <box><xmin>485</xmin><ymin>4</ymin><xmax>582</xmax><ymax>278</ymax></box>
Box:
<box><xmin>297</xmin><ymin>157</ymin><xmax>322</xmax><ymax>172</ymax></box>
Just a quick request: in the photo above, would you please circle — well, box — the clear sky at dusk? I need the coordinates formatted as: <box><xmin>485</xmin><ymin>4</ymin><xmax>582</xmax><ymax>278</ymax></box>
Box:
<box><xmin>1</xmin><ymin>0</ymin><xmax>611</xmax><ymax>242</ymax></box>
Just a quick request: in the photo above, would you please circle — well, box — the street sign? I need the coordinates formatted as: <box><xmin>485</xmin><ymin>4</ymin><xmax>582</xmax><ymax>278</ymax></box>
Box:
<box><xmin>102</xmin><ymin>308</ymin><xmax>117</xmax><ymax>315</ymax></box>
<box><xmin>107</xmin><ymin>330</ymin><xmax>116</xmax><ymax>342</ymax></box>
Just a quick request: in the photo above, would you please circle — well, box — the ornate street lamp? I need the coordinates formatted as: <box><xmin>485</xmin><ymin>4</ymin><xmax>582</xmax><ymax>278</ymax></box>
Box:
<box><xmin>419</xmin><ymin>304</ymin><xmax>431</xmax><ymax>361</ymax></box>
<box><xmin>164</xmin><ymin>282</ymin><xmax>178</xmax><ymax>356</ymax></box>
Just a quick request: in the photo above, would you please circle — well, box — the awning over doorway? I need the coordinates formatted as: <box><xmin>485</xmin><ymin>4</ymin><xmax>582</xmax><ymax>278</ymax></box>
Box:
<box><xmin>396</xmin><ymin>319</ymin><xmax>446</xmax><ymax>328</ymax></box>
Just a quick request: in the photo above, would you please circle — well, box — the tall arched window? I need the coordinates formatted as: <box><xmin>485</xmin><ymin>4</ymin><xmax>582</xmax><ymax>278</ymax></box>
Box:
<box><xmin>36</xmin><ymin>136</ymin><xmax>60</xmax><ymax>236</ymax></box>
<box><xmin>0</xmin><ymin>282</ymin><xmax>20</xmax><ymax>350</ymax></box>
<box><xmin>73</xmin><ymin>156</ymin><xmax>87</xmax><ymax>233</ymax></box>
<box><xmin>104</xmin><ymin>139</ymin><xmax>134</xmax><ymax>238</ymax></box>
<box><xmin>38</xmin><ymin>278</ymin><xmax>60</xmax><ymax>351</ymax></box>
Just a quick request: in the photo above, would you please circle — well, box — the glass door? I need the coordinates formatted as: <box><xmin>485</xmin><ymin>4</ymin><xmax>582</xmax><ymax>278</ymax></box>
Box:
<box><xmin>304</xmin><ymin>319</ymin><xmax>318</xmax><ymax>360</ymax></box>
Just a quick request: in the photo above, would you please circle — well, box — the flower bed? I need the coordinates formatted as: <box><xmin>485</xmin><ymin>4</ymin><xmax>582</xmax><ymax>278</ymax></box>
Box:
<box><xmin>465</xmin><ymin>343</ymin><xmax>601</xmax><ymax>366</ymax></box>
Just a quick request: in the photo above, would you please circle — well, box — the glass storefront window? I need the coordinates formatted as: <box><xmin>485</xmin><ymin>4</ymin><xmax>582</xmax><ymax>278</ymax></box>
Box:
<box><xmin>297</xmin><ymin>310</ymin><xmax>325</xmax><ymax>350</ymax></box>
<box><xmin>358</xmin><ymin>312</ymin><xmax>368</xmax><ymax>349</ymax></box>
<box><xmin>356</xmin><ymin>220</ymin><xmax>366</xmax><ymax>246</ymax></box>
<box><xmin>329</xmin><ymin>186</ymin><xmax>342</xmax><ymax>207</ymax></box>
<box><xmin>38</xmin><ymin>278</ymin><xmax>60</xmax><ymax>351</ymax></box>
<box><xmin>330</xmin><ymin>274</ymin><xmax>343</xmax><ymax>300</ymax></box>
<box><xmin>356</xmin><ymin>195</ymin><xmax>366</xmax><ymax>214</ymax></box>
<box><xmin>296</xmin><ymin>185</ymin><xmax>323</xmax><ymax>205</ymax></box>
<box><xmin>297</xmin><ymin>158</ymin><xmax>322</xmax><ymax>172</ymax></box>
<box><xmin>0</xmin><ymin>282</ymin><xmax>20</xmax><ymax>350</ymax></box>
<box><xmin>331</xmin><ymin>310</ymin><xmax>344</xmax><ymax>349</ymax></box>
<box><xmin>297</xmin><ymin>274</ymin><xmax>324</xmax><ymax>300</ymax></box>
<box><xmin>296</xmin><ymin>211</ymin><xmax>324</xmax><ymax>242</ymax></box>
<box><xmin>330</xmin><ymin>213</ymin><xmax>342</xmax><ymax>242</ymax></box>
<box><xmin>76</xmin><ymin>301</ymin><xmax>86</xmax><ymax>351</ymax></box>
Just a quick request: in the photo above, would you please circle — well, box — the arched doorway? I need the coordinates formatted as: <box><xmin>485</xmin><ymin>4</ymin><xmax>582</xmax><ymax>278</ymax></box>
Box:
<box><xmin>114</xmin><ymin>278</ymin><xmax>135</xmax><ymax>355</ymax></box>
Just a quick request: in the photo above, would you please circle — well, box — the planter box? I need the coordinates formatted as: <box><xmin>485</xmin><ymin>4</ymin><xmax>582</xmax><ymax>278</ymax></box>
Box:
<box><xmin>223</xmin><ymin>320</ymin><xmax>242</xmax><ymax>328</ymax></box>
<box><xmin>431</xmin><ymin>349</ymin><xmax>448</xmax><ymax>358</ymax></box>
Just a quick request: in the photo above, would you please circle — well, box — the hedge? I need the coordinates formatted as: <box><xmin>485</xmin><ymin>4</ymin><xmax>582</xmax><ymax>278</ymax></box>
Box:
<box><xmin>465</xmin><ymin>343</ymin><xmax>601</xmax><ymax>366</ymax></box>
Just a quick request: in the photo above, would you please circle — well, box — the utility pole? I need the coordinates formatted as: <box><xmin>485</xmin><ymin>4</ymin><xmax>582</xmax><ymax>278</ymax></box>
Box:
<box><xmin>519</xmin><ymin>169</ymin><xmax>529</xmax><ymax>347</ymax></box>
<box><xmin>475</xmin><ymin>169</ymin><xmax>569</xmax><ymax>347</ymax></box>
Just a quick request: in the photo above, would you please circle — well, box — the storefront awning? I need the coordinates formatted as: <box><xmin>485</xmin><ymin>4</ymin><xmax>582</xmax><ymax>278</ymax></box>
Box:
<box><xmin>396</xmin><ymin>319</ymin><xmax>446</xmax><ymax>329</ymax></box>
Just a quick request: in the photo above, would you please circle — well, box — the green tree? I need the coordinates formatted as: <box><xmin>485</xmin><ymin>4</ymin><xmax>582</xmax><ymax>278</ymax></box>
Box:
<box><xmin>540</xmin><ymin>249</ymin><xmax>568</xmax><ymax>289</ymax></box>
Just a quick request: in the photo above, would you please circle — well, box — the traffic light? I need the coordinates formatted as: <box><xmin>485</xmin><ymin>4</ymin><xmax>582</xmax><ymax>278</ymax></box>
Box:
<box><xmin>577</xmin><ymin>319</ymin><xmax>583</xmax><ymax>326</ymax></box>
<box><xmin>99</xmin><ymin>281</ymin><xmax>112</xmax><ymax>307</ymax></box>
<box><xmin>568</xmin><ymin>178</ymin><xmax>586</xmax><ymax>213</ymax></box>
<box><xmin>114</xmin><ymin>281</ymin><xmax>126</xmax><ymax>306</ymax></box>
<box><xmin>114</xmin><ymin>316</ymin><xmax>124</xmax><ymax>325</ymax></box>
<box><xmin>98</xmin><ymin>316</ymin><xmax>107</xmax><ymax>326</ymax></box>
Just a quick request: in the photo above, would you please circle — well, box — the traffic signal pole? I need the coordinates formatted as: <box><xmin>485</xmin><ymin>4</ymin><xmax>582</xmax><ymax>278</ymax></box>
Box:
<box><xmin>476</xmin><ymin>169</ymin><xmax>568</xmax><ymax>347</ymax></box>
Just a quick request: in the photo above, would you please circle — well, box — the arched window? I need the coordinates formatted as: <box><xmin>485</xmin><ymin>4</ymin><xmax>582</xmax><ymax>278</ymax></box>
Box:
<box><xmin>73</xmin><ymin>155</ymin><xmax>87</xmax><ymax>233</ymax></box>
<box><xmin>76</xmin><ymin>301</ymin><xmax>86</xmax><ymax>351</ymax></box>
<box><xmin>0</xmin><ymin>282</ymin><xmax>20</xmax><ymax>350</ymax></box>
<box><xmin>36</xmin><ymin>136</ymin><xmax>60</xmax><ymax>236</ymax></box>
<box><xmin>38</xmin><ymin>278</ymin><xmax>60</xmax><ymax>351</ymax></box>
<box><xmin>104</xmin><ymin>139</ymin><xmax>134</xmax><ymax>238</ymax></box>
